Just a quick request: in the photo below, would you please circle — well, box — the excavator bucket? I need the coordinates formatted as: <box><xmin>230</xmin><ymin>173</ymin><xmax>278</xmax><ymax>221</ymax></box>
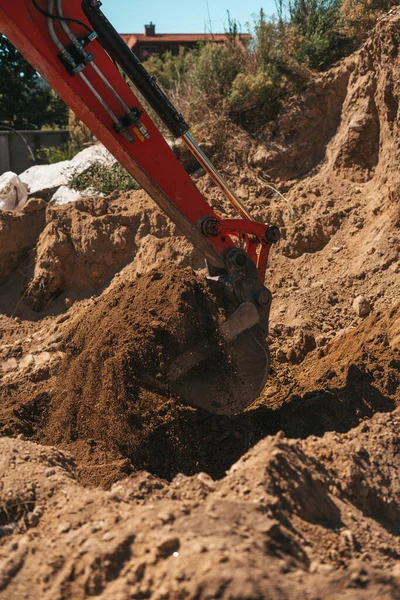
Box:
<box><xmin>167</xmin><ymin>302</ymin><xmax>271</xmax><ymax>414</ymax></box>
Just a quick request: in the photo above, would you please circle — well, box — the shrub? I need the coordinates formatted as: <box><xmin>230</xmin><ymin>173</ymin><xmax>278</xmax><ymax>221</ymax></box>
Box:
<box><xmin>127</xmin><ymin>1</ymin><xmax>391</xmax><ymax>144</ymax></box>
<box><xmin>227</xmin><ymin>72</ymin><xmax>282</xmax><ymax>130</ymax></box>
<box><xmin>145</xmin><ymin>48</ymin><xmax>190</xmax><ymax>91</ymax></box>
<box><xmin>37</xmin><ymin>142</ymin><xmax>79</xmax><ymax>164</ymax></box>
<box><xmin>37</xmin><ymin>110</ymin><xmax>95</xmax><ymax>165</ymax></box>
<box><xmin>68</xmin><ymin>161</ymin><xmax>140</xmax><ymax>196</ymax></box>
<box><xmin>188</xmin><ymin>42</ymin><xmax>244</xmax><ymax>107</ymax></box>
<box><xmin>339</xmin><ymin>0</ymin><xmax>392</xmax><ymax>43</ymax></box>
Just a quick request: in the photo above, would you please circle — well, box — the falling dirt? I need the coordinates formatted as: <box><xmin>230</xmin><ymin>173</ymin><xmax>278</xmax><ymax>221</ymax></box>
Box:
<box><xmin>1</xmin><ymin>8</ymin><xmax>400</xmax><ymax>599</ymax></box>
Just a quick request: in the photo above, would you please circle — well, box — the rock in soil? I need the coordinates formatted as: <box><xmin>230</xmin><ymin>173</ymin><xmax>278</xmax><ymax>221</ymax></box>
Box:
<box><xmin>353</xmin><ymin>295</ymin><xmax>372</xmax><ymax>317</ymax></box>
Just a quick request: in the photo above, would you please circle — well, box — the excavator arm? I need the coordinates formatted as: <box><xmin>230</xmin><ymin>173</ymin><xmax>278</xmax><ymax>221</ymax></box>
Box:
<box><xmin>0</xmin><ymin>0</ymin><xmax>280</xmax><ymax>414</ymax></box>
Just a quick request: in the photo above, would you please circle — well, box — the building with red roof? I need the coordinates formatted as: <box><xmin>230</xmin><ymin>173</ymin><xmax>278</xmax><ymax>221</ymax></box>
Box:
<box><xmin>121</xmin><ymin>23</ymin><xmax>251</xmax><ymax>60</ymax></box>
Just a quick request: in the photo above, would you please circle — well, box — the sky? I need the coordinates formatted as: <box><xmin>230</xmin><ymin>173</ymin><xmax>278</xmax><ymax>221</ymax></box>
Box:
<box><xmin>101</xmin><ymin>0</ymin><xmax>277</xmax><ymax>35</ymax></box>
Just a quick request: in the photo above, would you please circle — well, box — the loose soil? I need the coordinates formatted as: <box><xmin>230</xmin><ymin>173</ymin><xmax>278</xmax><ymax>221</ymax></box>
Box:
<box><xmin>0</xmin><ymin>9</ymin><xmax>400</xmax><ymax>598</ymax></box>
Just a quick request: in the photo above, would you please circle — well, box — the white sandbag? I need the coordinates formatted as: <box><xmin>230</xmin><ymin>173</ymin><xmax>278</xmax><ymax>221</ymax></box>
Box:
<box><xmin>19</xmin><ymin>160</ymin><xmax>71</xmax><ymax>196</ymax></box>
<box><xmin>51</xmin><ymin>186</ymin><xmax>81</xmax><ymax>205</ymax></box>
<box><xmin>0</xmin><ymin>171</ymin><xmax>29</xmax><ymax>211</ymax></box>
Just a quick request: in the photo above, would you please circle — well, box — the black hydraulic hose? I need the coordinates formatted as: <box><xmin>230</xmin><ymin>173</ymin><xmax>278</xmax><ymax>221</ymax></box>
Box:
<box><xmin>31</xmin><ymin>0</ymin><xmax>92</xmax><ymax>33</ymax></box>
<box><xmin>81</xmin><ymin>0</ymin><xmax>190</xmax><ymax>139</ymax></box>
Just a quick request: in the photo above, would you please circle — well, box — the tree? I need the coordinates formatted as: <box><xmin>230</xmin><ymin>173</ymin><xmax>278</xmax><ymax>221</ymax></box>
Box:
<box><xmin>0</xmin><ymin>35</ymin><xmax>68</xmax><ymax>130</ymax></box>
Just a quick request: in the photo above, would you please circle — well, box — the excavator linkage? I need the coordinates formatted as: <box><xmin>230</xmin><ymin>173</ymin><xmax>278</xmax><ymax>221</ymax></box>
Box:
<box><xmin>0</xmin><ymin>0</ymin><xmax>280</xmax><ymax>414</ymax></box>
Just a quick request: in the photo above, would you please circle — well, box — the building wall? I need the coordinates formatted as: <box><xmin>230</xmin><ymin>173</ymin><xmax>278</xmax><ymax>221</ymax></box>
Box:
<box><xmin>134</xmin><ymin>41</ymin><xmax>199</xmax><ymax>60</ymax></box>
<box><xmin>0</xmin><ymin>130</ymin><xmax>70</xmax><ymax>175</ymax></box>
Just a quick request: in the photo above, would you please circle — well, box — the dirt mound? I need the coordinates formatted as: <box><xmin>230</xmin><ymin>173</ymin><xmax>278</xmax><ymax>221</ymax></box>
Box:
<box><xmin>1</xmin><ymin>291</ymin><xmax>397</xmax><ymax>490</ymax></box>
<box><xmin>241</xmin><ymin>9</ymin><xmax>400</xmax><ymax>265</ymax></box>
<box><xmin>33</xmin><ymin>265</ymin><xmax>233</xmax><ymax>484</ymax></box>
<box><xmin>0</xmin><ymin>199</ymin><xmax>46</xmax><ymax>286</ymax></box>
<box><xmin>25</xmin><ymin>191</ymin><xmax>200</xmax><ymax>310</ymax></box>
<box><xmin>263</xmin><ymin>303</ymin><xmax>400</xmax><ymax>439</ymax></box>
<box><xmin>256</xmin><ymin>10</ymin><xmax>400</xmax><ymax>185</ymax></box>
<box><xmin>1</xmin><ymin>410</ymin><xmax>400</xmax><ymax>599</ymax></box>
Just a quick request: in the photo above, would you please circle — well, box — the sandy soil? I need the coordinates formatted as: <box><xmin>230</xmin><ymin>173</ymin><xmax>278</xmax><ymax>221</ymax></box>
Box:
<box><xmin>0</xmin><ymin>9</ymin><xmax>400</xmax><ymax>599</ymax></box>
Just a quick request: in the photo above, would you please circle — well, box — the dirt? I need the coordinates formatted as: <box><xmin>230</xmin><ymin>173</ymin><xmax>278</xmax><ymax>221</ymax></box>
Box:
<box><xmin>0</xmin><ymin>198</ymin><xmax>46</xmax><ymax>286</ymax></box>
<box><xmin>24</xmin><ymin>191</ymin><xmax>203</xmax><ymax>311</ymax></box>
<box><xmin>1</xmin><ymin>412</ymin><xmax>400</xmax><ymax>599</ymax></box>
<box><xmin>1</xmin><ymin>8</ymin><xmax>400</xmax><ymax>598</ymax></box>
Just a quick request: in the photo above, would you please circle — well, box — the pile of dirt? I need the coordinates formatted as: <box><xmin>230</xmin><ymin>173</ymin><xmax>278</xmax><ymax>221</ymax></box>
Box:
<box><xmin>263</xmin><ymin>304</ymin><xmax>400</xmax><ymax>438</ymax></box>
<box><xmin>25</xmin><ymin>191</ymin><xmax>202</xmax><ymax>310</ymax></box>
<box><xmin>40</xmin><ymin>266</ymin><xmax>229</xmax><ymax>481</ymax></box>
<box><xmin>1</xmin><ymin>9</ymin><xmax>400</xmax><ymax>598</ymax></box>
<box><xmin>255</xmin><ymin>9</ymin><xmax>400</xmax><ymax>185</ymax></box>
<box><xmin>0</xmin><ymin>271</ymin><xmax>397</xmax><ymax>490</ymax></box>
<box><xmin>0</xmin><ymin>199</ymin><xmax>46</xmax><ymax>286</ymax></box>
<box><xmin>1</xmin><ymin>410</ymin><xmax>400</xmax><ymax>599</ymax></box>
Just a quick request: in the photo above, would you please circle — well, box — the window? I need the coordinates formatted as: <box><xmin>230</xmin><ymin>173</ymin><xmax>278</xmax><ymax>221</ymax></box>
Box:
<box><xmin>141</xmin><ymin>46</ymin><xmax>157</xmax><ymax>59</ymax></box>
<box><xmin>171</xmin><ymin>46</ymin><xmax>179</xmax><ymax>56</ymax></box>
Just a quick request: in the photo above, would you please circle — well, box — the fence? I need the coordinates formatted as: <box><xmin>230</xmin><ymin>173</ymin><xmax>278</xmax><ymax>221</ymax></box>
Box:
<box><xmin>0</xmin><ymin>129</ymin><xmax>70</xmax><ymax>175</ymax></box>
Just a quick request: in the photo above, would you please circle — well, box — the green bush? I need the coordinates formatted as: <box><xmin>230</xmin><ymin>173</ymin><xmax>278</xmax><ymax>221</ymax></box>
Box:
<box><xmin>37</xmin><ymin>142</ymin><xmax>80</xmax><ymax>164</ymax></box>
<box><xmin>145</xmin><ymin>48</ymin><xmax>190</xmax><ymax>90</ymax></box>
<box><xmin>228</xmin><ymin>72</ymin><xmax>282</xmax><ymax>129</ymax></box>
<box><xmin>188</xmin><ymin>43</ymin><xmax>243</xmax><ymax>105</ymax></box>
<box><xmin>275</xmin><ymin>0</ymin><xmax>356</xmax><ymax>69</ymax></box>
<box><xmin>68</xmin><ymin>161</ymin><xmax>140</xmax><ymax>196</ymax></box>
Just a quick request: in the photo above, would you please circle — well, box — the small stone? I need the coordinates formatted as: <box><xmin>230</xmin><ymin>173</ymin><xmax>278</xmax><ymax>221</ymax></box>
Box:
<box><xmin>157</xmin><ymin>536</ymin><xmax>180</xmax><ymax>556</ymax></box>
<box><xmin>275</xmin><ymin>348</ymin><xmax>287</xmax><ymax>362</ymax></box>
<box><xmin>57</xmin><ymin>522</ymin><xmax>71</xmax><ymax>534</ymax></box>
<box><xmin>197</xmin><ymin>472</ymin><xmax>216</xmax><ymax>491</ymax></box>
<box><xmin>1</xmin><ymin>357</ymin><xmax>18</xmax><ymax>373</ymax></box>
<box><xmin>22</xmin><ymin>198</ymin><xmax>46</xmax><ymax>213</ymax></box>
<box><xmin>20</xmin><ymin>354</ymin><xmax>35</xmax><ymax>370</ymax></box>
<box><xmin>352</xmin><ymin>295</ymin><xmax>371</xmax><ymax>317</ymax></box>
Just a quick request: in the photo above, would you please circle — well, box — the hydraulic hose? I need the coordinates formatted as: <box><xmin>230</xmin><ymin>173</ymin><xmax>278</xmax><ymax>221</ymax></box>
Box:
<box><xmin>46</xmin><ymin>0</ymin><xmax>134</xmax><ymax>142</ymax></box>
<box><xmin>55</xmin><ymin>0</ymin><xmax>132</xmax><ymax>115</ymax></box>
<box><xmin>81</xmin><ymin>0</ymin><xmax>190</xmax><ymax>139</ymax></box>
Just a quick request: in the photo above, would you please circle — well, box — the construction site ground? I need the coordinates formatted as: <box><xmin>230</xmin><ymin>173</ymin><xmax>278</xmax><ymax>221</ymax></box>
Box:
<box><xmin>0</xmin><ymin>10</ymin><xmax>399</xmax><ymax>599</ymax></box>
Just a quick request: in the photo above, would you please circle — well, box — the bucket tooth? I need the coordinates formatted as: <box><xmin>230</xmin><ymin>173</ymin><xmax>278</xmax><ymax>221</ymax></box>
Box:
<box><xmin>167</xmin><ymin>303</ymin><xmax>270</xmax><ymax>415</ymax></box>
